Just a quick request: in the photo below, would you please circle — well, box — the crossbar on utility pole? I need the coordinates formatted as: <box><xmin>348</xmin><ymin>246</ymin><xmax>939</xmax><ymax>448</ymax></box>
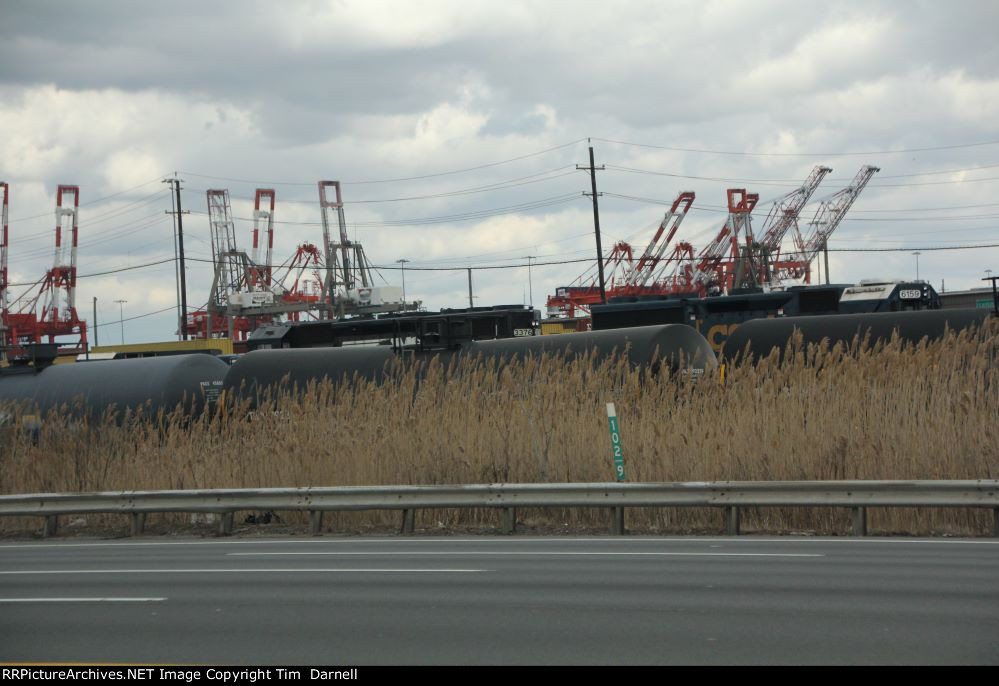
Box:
<box><xmin>578</xmin><ymin>143</ymin><xmax>607</xmax><ymax>304</ymax></box>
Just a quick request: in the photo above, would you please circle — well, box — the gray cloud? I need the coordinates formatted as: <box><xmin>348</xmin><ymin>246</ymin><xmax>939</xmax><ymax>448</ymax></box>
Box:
<box><xmin>1</xmin><ymin>0</ymin><xmax>997</xmax><ymax>343</ymax></box>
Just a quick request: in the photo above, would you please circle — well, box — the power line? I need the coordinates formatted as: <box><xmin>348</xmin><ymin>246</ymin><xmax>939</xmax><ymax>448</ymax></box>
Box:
<box><xmin>8</xmin><ymin>240</ymin><xmax>998</xmax><ymax>292</ymax></box>
<box><xmin>352</xmin><ymin>193</ymin><xmax>583</xmax><ymax>226</ymax></box>
<box><xmin>12</xmin><ymin>212</ymin><xmax>171</xmax><ymax>260</ymax></box>
<box><xmin>604</xmin><ymin>164</ymin><xmax>999</xmax><ymax>187</ymax></box>
<box><xmin>185</xmin><ymin>192</ymin><xmax>584</xmax><ymax>227</ymax></box>
<box><xmin>10</xmin><ymin>191</ymin><xmax>169</xmax><ymax>245</ymax></box>
<box><xmin>851</xmin><ymin>202</ymin><xmax>999</xmax><ymax>213</ymax></box>
<box><xmin>180</xmin><ymin>166</ymin><xmax>582</xmax><ymax>206</ymax></box>
<box><xmin>94</xmin><ymin>305</ymin><xmax>178</xmax><ymax>330</ymax></box>
<box><xmin>828</xmin><ymin>243</ymin><xmax>999</xmax><ymax>253</ymax></box>
<box><xmin>7</xmin><ymin>176</ymin><xmax>168</xmax><ymax>223</ymax></box>
<box><xmin>601</xmin><ymin>192</ymin><xmax>999</xmax><ymax>223</ymax></box>
<box><xmin>402</xmin><ymin>231</ymin><xmax>595</xmax><ymax>266</ymax></box>
<box><xmin>7</xmin><ymin>258</ymin><xmax>176</xmax><ymax>287</ymax></box>
<box><xmin>175</xmin><ymin>139</ymin><xmax>588</xmax><ymax>187</ymax></box>
<box><xmin>593</xmin><ymin>137</ymin><xmax>999</xmax><ymax>157</ymax></box>
<box><xmin>366</xmin><ymin>242</ymin><xmax>999</xmax><ymax>269</ymax></box>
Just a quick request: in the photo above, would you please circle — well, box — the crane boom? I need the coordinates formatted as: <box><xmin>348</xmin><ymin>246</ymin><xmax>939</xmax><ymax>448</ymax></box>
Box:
<box><xmin>206</xmin><ymin>189</ymin><xmax>243</xmax><ymax>308</ymax></box>
<box><xmin>799</xmin><ymin>165</ymin><xmax>880</xmax><ymax>256</ymax></box>
<box><xmin>623</xmin><ymin>191</ymin><xmax>695</xmax><ymax>290</ymax></box>
<box><xmin>688</xmin><ymin>189</ymin><xmax>758</xmax><ymax>293</ymax></box>
<box><xmin>777</xmin><ymin>165</ymin><xmax>879</xmax><ymax>281</ymax></box>
<box><xmin>758</xmin><ymin>165</ymin><xmax>832</xmax><ymax>254</ymax></box>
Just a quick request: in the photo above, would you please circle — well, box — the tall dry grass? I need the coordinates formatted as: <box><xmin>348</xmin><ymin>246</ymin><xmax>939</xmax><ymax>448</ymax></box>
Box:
<box><xmin>1</xmin><ymin>320</ymin><xmax>997</xmax><ymax>536</ymax></box>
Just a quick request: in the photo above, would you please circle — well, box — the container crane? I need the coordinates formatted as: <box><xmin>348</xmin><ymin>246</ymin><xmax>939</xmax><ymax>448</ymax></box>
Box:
<box><xmin>38</xmin><ymin>185</ymin><xmax>87</xmax><ymax>351</ymax></box>
<box><xmin>545</xmin><ymin>241</ymin><xmax>635</xmax><ymax>318</ymax></box>
<box><xmin>776</xmin><ymin>165</ymin><xmax>880</xmax><ymax>283</ymax></box>
<box><xmin>318</xmin><ymin>180</ymin><xmax>409</xmax><ymax>317</ymax></box>
<box><xmin>206</xmin><ymin>189</ymin><xmax>244</xmax><ymax>310</ymax></box>
<box><xmin>196</xmin><ymin>189</ymin><xmax>319</xmax><ymax>340</ymax></box>
<box><xmin>748</xmin><ymin>165</ymin><xmax>832</xmax><ymax>286</ymax></box>
<box><xmin>545</xmin><ymin>191</ymin><xmax>696</xmax><ymax>318</ymax></box>
<box><xmin>271</xmin><ymin>242</ymin><xmax>325</xmax><ymax>322</ymax></box>
<box><xmin>682</xmin><ymin>189</ymin><xmax>759</xmax><ymax>296</ymax></box>
<box><xmin>3</xmin><ymin>185</ymin><xmax>88</xmax><ymax>356</ymax></box>
<box><xmin>620</xmin><ymin>191</ymin><xmax>695</xmax><ymax>294</ymax></box>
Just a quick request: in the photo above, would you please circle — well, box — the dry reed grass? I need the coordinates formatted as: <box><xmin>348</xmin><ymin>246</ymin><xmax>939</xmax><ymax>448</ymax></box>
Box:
<box><xmin>1</xmin><ymin>320</ymin><xmax>997</xmax><ymax>537</ymax></box>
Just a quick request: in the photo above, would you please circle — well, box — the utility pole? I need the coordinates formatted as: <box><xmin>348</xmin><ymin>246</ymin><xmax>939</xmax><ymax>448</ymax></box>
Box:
<box><xmin>823</xmin><ymin>239</ymin><xmax>830</xmax><ymax>285</ymax></box>
<box><xmin>913</xmin><ymin>251</ymin><xmax>921</xmax><ymax>281</ymax></box>
<box><xmin>166</xmin><ymin>180</ymin><xmax>181</xmax><ymax>340</ymax></box>
<box><xmin>164</xmin><ymin>177</ymin><xmax>190</xmax><ymax>340</ymax></box>
<box><xmin>396</xmin><ymin>258</ymin><xmax>409</xmax><ymax>303</ymax></box>
<box><xmin>524</xmin><ymin>255</ymin><xmax>535</xmax><ymax>308</ymax></box>
<box><xmin>578</xmin><ymin>142</ymin><xmax>606</xmax><ymax>304</ymax></box>
<box><xmin>92</xmin><ymin>297</ymin><xmax>98</xmax><ymax>348</ymax></box>
<box><xmin>467</xmin><ymin>268</ymin><xmax>474</xmax><ymax>308</ymax></box>
<box><xmin>115</xmin><ymin>299</ymin><xmax>127</xmax><ymax>345</ymax></box>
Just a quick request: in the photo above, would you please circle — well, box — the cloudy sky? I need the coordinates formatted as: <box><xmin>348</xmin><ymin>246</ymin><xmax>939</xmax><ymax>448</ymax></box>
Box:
<box><xmin>2</xmin><ymin>0</ymin><xmax>998</xmax><ymax>344</ymax></box>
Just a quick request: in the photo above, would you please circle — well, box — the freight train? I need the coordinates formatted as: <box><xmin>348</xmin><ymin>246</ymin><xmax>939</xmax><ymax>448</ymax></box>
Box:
<box><xmin>590</xmin><ymin>280</ymin><xmax>943</xmax><ymax>353</ymax></box>
<box><xmin>0</xmin><ymin>348</ymin><xmax>228</xmax><ymax>421</ymax></box>
<box><xmin>3</xmin><ymin>284</ymin><xmax>994</xmax><ymax>422</ymax></box>
<box><xmin>0</xmin><ymin>324</ymin><xmax>717</xmax><ymax>420</ymax></box>
<box><xmin>722</xmin><ymin>308</ymin><xmax>991</xmax><ymax>363</ymax></box>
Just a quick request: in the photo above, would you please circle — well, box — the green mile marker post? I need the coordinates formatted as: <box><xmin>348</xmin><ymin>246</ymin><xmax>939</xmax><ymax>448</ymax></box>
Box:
<box><xmin>606</xmin><ymin>402</ymin><xmax>626</xmax><ymax>482</ymax></box>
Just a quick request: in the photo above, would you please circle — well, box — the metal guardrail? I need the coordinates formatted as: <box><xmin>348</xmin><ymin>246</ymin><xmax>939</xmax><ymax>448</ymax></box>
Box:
<box><xmin>1</xmin><ymin>480</ymin><xmax>997</xmax><ymax>538</ymax></box>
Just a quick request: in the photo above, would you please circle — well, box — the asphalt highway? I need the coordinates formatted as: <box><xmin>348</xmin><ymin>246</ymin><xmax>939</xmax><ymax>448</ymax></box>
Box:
<box><xmin>0</xmin><ymin>536</ymin><xmax>996</xmax><ymax>665</ymax></box>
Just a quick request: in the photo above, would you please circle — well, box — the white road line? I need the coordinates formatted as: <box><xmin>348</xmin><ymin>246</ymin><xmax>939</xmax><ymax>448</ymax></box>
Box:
<box><xmin>0</xmin><ymin>568</ymin><xmax>486</xmax><ymax>575</ymax></box>
<box><xmin>226</xmin><ymin>551</ymin><xmax>825</xmax><ymax>558</ymax></box>
<box><xmin>0</xmin><ymin>597</ymin><xmax>166</xmax><ymax>602</ymax></box>
<box><xmin>0</xmin><ymin>537</ymin><xmax>996</xmax><ymax>549</ymax></box>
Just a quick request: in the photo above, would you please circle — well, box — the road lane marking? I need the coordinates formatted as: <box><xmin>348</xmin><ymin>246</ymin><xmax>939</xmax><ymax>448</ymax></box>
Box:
<box><xmin>0</xmin><ymin>598</ymin><xmax>166</xmax><ymax>602</ymax></box>
<box><xmin>226</xmin><ymin>551</ymin><xmax>825</xmax><ymax>558</ymax></box>
<box><xmin>0</xmin><ymin>537</ymin><xmax>996</xmax><ymax>549</ymax></box>
<box><xmin>0</xmin><ymin>568</ymin><xmax>486</xmax><ymax>575</ymax></box>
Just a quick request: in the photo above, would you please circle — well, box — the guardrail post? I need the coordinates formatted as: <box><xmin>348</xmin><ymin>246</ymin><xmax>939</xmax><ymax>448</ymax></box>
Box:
<box><xmin>852</xmin><ymin>507</ymin><xmax>867</xmax><ymax>536</ymax></box>
<box><xmin>502</xmin><ymin>507</ymin><xmax>517</xmax><ymax>535</ymax></box>
<box><xmin>611</xmin><ymin>507</ymin><xmax>626</xmax><ymax>536</ymax></box>
<box><xmin>310</xmin><ymin>510</ymin><xmax>323</xmax><ymax>536</ymax></box>
<box><xmin>219</xmin><ymin>512</ymin><xmax>234</xmax><ymax>536</ymax></box>
<box><xmin>993</xmin><ymin>508</ymin><xmax>999</xmax><ymax>538</ymax></box>
<box><xmin>725</xmin><ymin>506</ymin><xmax>741</xmax><ymax>535</ymax></box>
<box><xmin>130</xmin><ymin>512</ymin><xmax>146</xmax><ymax>537</ymax></box>
<box><xmin>43</xmin><ymin>515</ymin><xmax>58</xmax><ymax>538</ymax></box>
<box><xmin>401</xmin><ymin>509</ymin><xmax>415</xmax><ymax>535</ymax></box>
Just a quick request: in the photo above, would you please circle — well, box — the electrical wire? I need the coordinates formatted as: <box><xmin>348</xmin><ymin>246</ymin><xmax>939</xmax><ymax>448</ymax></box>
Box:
<box><xmin>604</xmin><ymin>163</ymin><xmax>999</xmax><ymax>188</ymax></box>
<box><xmin>94</xmin><ymin>305</ymin><xmax>178</xmax><ymax>330</ymax></box>
<box><xmin>7</xmin><ymin>240</ymin><xmax>997</xmax><ymax>301</ymax></box>
<box><xmin>175</xmin><ymin>139</ymin><xmax>588</xmax><ymax>187</ymax></box>
<box><xmin>601</xmin><ymin>192</ymin><xmax>999</xmax><ymax>224</ymax></box>
<box><xmin>7</xmin><ymin>176</ymin><xmax>168</xmax><ymax>223</ymax></box>
<box><xmin>184</xmin><ymin>192</ymin><xmax>584</xmax><ymax>227</ymax></box>
<box><xmin>593</xmin><ymin>137</ymin><xmax>999</xmax><ymax>157</ymax></box>
<box><xmin>179</xmin><ymin>166</ymin><xmax>582</xmax><ymax>207</ymax></box>
<box><xmin>12</xmin><ymin>212</ymin><xmax>171</xmax><ymax>260</ymax></box>
<box><xmin>6</xmin><ymin>258</ymin><xmax>176</xmax><ymax>287</ymax></box>
<box><xmin>9</xmin><ymin>191</ymin><xmax>170</xmax><ymax>244</ymax></box>
<box><xmin>402</xmin><ymin>231</ymin><xmax>596</xmax><ymax>266</ymax></box>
